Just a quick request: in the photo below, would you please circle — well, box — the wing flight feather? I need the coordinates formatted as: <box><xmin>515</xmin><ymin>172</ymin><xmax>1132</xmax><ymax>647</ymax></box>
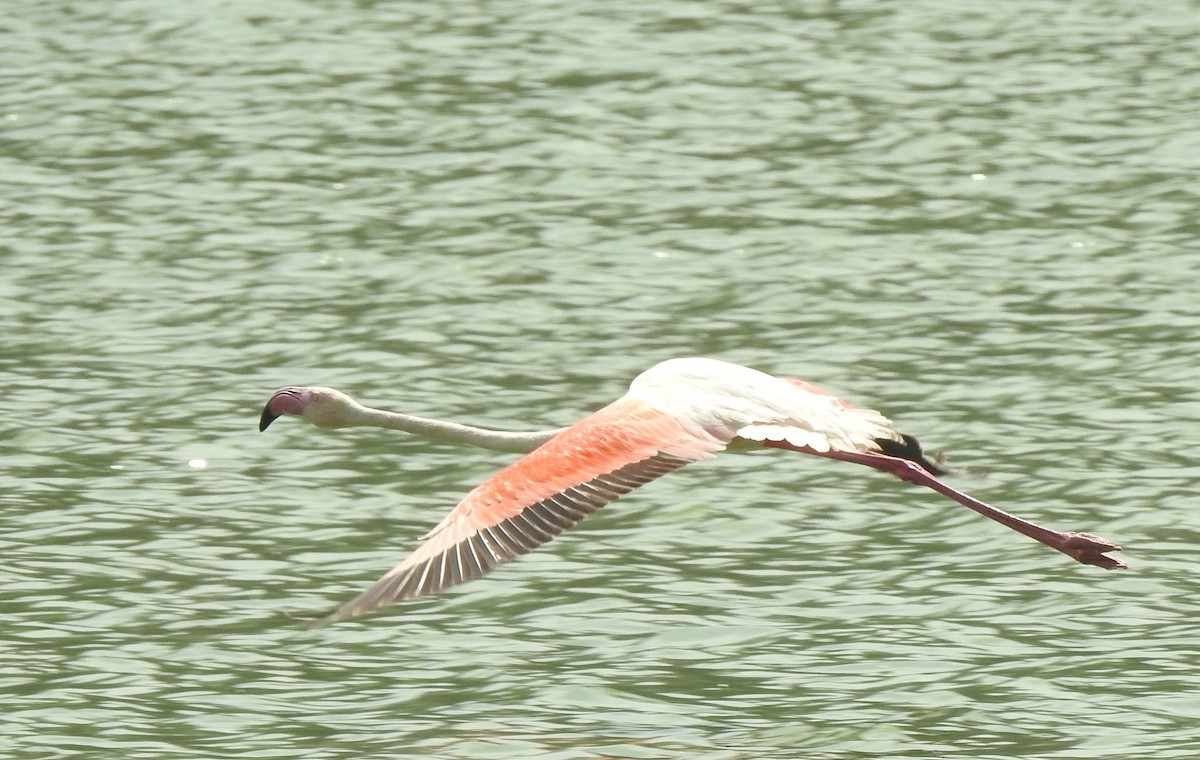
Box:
<box><xmin>323</xmin><ymin>397</ymin><xmax>725</xmax><ymax>622</ymax></box>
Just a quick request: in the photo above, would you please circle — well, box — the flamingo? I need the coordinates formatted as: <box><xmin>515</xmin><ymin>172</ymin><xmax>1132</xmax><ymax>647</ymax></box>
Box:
<box><xmin>259</xmin><ymin>357</ymin><xmax>1124</xmax><ymax>623</ymax></box>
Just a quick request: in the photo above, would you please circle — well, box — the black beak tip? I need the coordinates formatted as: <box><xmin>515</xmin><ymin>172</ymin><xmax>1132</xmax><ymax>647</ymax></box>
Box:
<box><xmin>259</xmin><ymin>404</ymin><xmax>279</xmax><ymax>432</ymax></box>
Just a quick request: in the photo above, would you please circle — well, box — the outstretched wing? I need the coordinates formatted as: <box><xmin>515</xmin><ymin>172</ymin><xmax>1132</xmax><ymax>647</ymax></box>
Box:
<box><xmin>323</xmin><ymin>396</ymin><xmax>727</xmax><ymax>623</ymax></box>
<box><xmin>774</xmin><ymin>377</ymin><xmax>944</xmax><ymax>473</ymax></box>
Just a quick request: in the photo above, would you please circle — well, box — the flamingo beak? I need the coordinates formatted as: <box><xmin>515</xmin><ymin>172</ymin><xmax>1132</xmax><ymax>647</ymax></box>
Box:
<box><xmin>259</xmin><ymin>402</ymin><xmax>280</xmax><ymax>432</ymax></box>
<box><xmin>259</xmin><ymin>387</ymin><xmax>311</xmax><ymax>431</ymax></box>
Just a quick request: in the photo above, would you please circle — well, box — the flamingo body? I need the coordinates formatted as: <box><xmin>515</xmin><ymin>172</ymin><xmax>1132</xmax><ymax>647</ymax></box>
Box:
<box><xmin>260</xmin><ymin>357</ymin><xmax>1124</xmax><ymax>624</ymax></box>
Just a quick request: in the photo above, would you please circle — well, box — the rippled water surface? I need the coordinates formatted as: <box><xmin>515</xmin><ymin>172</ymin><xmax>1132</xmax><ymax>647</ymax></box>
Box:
<box><xmin>4</xmin><ymin>1</ymin><xmax>1200</xmax><ymax>758</ymax></box>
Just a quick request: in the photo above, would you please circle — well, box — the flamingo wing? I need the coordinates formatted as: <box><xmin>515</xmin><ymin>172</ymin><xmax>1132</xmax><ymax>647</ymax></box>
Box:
<box><xmin>781</xmin><ymin>377</ymin><xmax>855</xmax><ymax>409</ymax></box>
<box><xmin>323</xmin><ymin>396</ymin><xmax>727</xmax><ymax>623</ymax></box>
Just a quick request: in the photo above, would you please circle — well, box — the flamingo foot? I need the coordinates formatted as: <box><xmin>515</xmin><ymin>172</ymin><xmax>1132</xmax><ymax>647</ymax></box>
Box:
<box><xmin>1059</xmin><ymin>532</ymin><xmax>1126</xmax><ymax>570</ymax></box>
<box><xmin>765</xmin><ymin>441</ymin><xmax>1129</xmax><ymax>571</ymax></box>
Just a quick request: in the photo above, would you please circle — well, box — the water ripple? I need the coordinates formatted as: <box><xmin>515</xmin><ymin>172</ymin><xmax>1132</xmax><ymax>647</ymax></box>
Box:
<box><xmin>5</xmin><ymin>0</ymin><xmax>1200</xmax><ymax>757</ymax></box>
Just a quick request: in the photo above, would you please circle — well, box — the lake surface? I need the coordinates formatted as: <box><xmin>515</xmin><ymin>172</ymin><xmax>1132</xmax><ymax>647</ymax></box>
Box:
<box><xmin>4</xmin><ymin>1</ymin><xmax>1199</xmax><ymax>757</ymax></box>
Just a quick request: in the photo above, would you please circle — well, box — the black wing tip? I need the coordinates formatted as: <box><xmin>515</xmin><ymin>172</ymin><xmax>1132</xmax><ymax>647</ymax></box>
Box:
<box><xmin>315</xmin><ymin>597</ymin><xmax>385</xmax><ymax>626</ymax></box>
<box><xmin>876</xmin><ymin>433</ymin><xmax>949</xmax><ymax>476</ymax></box>
<box><xmin>315</xmin><ymin>581</ymin><xmax>442</xmax><ymax>625</ymax></box>
<box><xmin>314</xmin><ymin>608</ymin><xmax>357</xmax><ymax>626</ymax></box>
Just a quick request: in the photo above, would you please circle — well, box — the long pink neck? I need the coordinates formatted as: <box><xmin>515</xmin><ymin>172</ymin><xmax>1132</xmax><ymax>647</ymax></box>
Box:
<box><xmin>347</xmin><ymin>405</ymin><xmax>564</xmax><ymax>454</ymax></box>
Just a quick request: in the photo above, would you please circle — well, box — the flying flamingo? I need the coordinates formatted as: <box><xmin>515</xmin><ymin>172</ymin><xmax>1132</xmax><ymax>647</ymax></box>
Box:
<box><xmin>259</xmin><ymin>357</ymin><xmax>1124</xmax><ymax>623</ymax></box>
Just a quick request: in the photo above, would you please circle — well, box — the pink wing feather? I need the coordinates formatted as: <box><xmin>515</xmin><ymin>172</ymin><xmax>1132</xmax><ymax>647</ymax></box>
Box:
<box><xmin>323</xmin><ymin>396</ymin><xmax>726</xmax><ymax>623</ymax></box>
<box><xmin>782</xmin><ymin>377</ymin><xmax>857</xmax><ymax>409</ymax></box>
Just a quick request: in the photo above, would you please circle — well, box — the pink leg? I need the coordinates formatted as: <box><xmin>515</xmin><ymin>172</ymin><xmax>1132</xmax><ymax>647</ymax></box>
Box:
<box><xmin>764</xmin><ymin>441</ymin><xmax>1125</xmax><ymax>569</ymax></box>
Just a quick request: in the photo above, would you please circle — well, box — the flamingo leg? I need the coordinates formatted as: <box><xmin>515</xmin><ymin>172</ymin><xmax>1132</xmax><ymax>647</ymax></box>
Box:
<box><xmin>764</xmin><ymin>441</ymin><xmax>1126</xmax><ymax>570</ymax></box>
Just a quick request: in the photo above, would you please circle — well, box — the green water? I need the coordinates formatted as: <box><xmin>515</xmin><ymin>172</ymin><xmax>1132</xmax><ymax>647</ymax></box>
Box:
<box><xmin>4</xmin><ymin>1</ymin><xmax>1199</xmax><ymax>757</ymax></box>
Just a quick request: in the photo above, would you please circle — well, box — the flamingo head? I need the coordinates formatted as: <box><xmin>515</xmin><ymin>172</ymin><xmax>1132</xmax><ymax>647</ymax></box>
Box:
<box><xmin>259</xmin><ymin>386</ymin><xmax>361</xmax><ymax>431</ymax></box>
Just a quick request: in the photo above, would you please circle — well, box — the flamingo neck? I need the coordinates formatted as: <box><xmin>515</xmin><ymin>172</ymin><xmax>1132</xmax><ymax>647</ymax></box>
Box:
<box><xmin>344</xmin><ymin>405</ymin><xmax>564</xmax><ymax>454</ymax></box>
